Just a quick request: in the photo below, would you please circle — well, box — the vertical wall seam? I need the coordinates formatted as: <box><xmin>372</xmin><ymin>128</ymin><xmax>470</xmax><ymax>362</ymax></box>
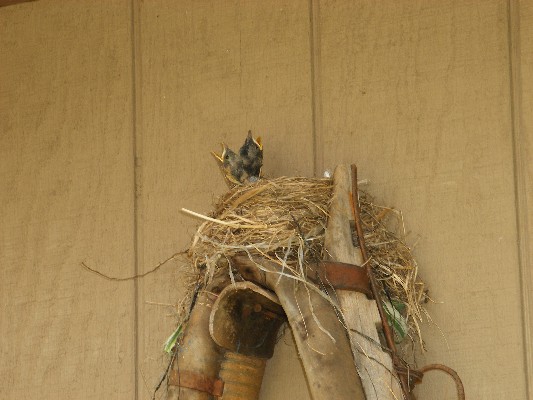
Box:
<box><xmin>309</xmin><ymin>0</ymin><xmax>323</xmax><ymax>177</ymax></box>
<box><xmin>131</xmin><ymin>0</ymin><xmax>143</xmax><ymax>399</ymax></box>
<box><xmin>507</xmin><ymin>0</ymin><xmax>532</xmax><ymax>397</ymax></box>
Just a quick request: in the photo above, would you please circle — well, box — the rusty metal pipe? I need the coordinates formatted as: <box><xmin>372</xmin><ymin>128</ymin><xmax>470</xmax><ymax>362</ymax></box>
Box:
<box><xmin>167</xmin><ymin>271</ymin><xmax>230</xmax><ymax>400</ymax></box>
<box><xmin>219</xmin><ymin>352</ymin><xmax>267</xmax><ymax>400</ymax></box>
<box><xmin>209</xmin><ymin>281</ymin><xmax>285</xmax><ymax>400</ymax></box>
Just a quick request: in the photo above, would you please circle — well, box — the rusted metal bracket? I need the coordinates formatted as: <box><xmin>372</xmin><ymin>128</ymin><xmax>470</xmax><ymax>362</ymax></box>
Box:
<box><xmin>308</xmin><ymin>260</ymin><xmax>373</xmax><ymax>299</ymax></box>
<box><xmin>168</xmin><ymin>369</ymin><xmax>224</xmax><ymax>397</ymax></box>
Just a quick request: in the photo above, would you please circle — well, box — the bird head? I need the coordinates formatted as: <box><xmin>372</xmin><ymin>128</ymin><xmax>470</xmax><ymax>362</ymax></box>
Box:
<box><xmin>244</xmin><ymin>130</ymin><xmax>262</xmax><ymax>151</ymax></box>
<box><xmin>239</xmin><ymin>130</ymin><xmax>263</xmax><ymax>179</ymax></box>
<box><xmin>212</xmin><ymin>143</ymin><xmax>244</xmax><ymax>185</ymax></box>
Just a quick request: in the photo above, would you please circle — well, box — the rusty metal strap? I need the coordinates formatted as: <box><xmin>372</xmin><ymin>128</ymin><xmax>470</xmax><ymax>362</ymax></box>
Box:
<box><xmin>168</xmin><ymin>370</ymin><xmax>224</xmax><ymax>397</ymax></box>
<box><xmin>311</xmin><ymin>260</ymin><xmax>373</xmax><ymax>298</ymax></box>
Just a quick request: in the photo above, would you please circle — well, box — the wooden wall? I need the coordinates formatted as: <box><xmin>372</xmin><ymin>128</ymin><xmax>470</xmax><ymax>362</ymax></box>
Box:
<box><xmin>1</xmin><ymin>1</ymin><xmax>531</xmax><ymax>399</ymax></box>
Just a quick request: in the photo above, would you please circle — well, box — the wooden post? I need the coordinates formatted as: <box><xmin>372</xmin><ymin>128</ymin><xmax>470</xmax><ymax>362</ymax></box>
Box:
<box><xmin>324</xmin><ymin>165</ymin><xmax>403</xmax><ymax>400</ymax></box>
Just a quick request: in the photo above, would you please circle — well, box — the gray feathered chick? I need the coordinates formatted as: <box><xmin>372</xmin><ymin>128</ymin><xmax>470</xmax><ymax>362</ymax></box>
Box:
<box><xmin>212</xmin><ymin>143</ymin><xmax>245</xmax><ymax>185</ymax></box>
<box><xmin>239</xmin><ymin>130</ymin><xmax>263</xmax><ymax>180</ymax></box>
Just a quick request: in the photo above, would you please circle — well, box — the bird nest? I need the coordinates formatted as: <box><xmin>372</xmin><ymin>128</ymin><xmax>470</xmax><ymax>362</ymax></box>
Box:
<box><xmin>180</xmin><ymin>176</ymin><xmax>430</xmax><ymax>352</ymax></box>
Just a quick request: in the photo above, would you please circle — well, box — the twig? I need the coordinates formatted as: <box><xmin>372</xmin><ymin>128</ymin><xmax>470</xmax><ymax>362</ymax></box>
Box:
<box><xmin>80</xmin><ymin>251</ymin><xmax>185</xmax><ymax>281</ymax></box>
<box><xmin>181</xmin><ymin>208</ymin><xmax>267</xmax><ymax>229</ymax></box>
<box><xmin>152</xmin><ymin>349</ymin><xmax>177</xmax><ymax>400</ymax></box>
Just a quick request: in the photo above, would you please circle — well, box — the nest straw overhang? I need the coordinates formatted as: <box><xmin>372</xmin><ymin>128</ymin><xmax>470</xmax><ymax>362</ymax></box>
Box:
<box><xmin>358</xmin><ymin>190</ymin><xmax>430</xmax><ymax>350</ymax></box>
<box><xmin>180</xmin><ymin>176</ymin><xmax>430</xmax><ymax>353</ymax></box>
<box><xmin>187</xmin><ymin>177</ymin><xmax>333</xmax><ymax>281</ymax></box>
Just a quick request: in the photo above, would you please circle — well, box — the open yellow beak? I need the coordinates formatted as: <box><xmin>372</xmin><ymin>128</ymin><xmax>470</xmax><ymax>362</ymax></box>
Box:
<box><xmin>255</xmin><ymin>136</ymin><xmax>263</xmax><ymax>150</ymax></box>
<box><xmin>211</xmin><ymin>143</ymin><xmax>227</xmax><ymax>164</ymax></box>
<box><xmin>211</xmin><ymin>151</ymin><xmax>223</xmax><ymax>163</ymax></box>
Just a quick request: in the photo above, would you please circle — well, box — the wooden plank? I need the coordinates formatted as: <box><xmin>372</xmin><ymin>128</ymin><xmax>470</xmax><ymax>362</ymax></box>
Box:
<box><xmin>0</xmin><ymin>2</ymin><xmax>135</xmax><ymax>400</ymax></box>
<box><xmin>317</xmin><ymin>1</ymin><xmax>526</xmax><ymax>399</ymax></box>
<box><xmin>325</xmin><ymin>165</ymin><xmax>402</xmax><ymax>399</ymax></box>
<box><xmin>515</xmin><ymin>0</ymin><xmax>533</xmax><ymax>396</ymax></box>
<box><xmin>0</xmin><ymin>0</ymin><xmax>35</xmax><ymax>7</ymax></box>
<box><xmin>136</xmin><ymin>1</ymin><xmax>314</xmax><ymax>399</ymax></box>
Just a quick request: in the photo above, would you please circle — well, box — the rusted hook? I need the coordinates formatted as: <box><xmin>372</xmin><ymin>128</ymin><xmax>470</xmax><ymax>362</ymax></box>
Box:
<box><xmin>411</xmin><ymin>364</ymin><xmax>465</xmax><ymax>400</ymax></box>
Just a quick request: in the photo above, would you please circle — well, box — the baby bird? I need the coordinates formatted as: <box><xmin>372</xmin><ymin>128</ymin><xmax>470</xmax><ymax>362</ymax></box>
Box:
<box><xmin>239</xmin><ymin>130</ymin><xmax>263</xmax><ymax>181</ymax></box>
<box><xmin>212</xmin><ymin>143</ymin><xmax>245</xmax><ymax>186</ymax></box>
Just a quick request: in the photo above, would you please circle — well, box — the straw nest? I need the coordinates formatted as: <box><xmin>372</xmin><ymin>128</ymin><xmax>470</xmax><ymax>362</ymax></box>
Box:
<box><xmin>358</xmin><ymin>190</ymin><xmax>430</xmax><ymax>350</ymax></box>
<box><xmin>180</xmin><ymin>176</ymin><xmax>429</xmax><ymax>352</ymax></box>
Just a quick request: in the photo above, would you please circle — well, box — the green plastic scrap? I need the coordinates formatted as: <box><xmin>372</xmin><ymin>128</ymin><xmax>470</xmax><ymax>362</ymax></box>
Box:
<box><xmin>382</xmin><ymin>299</ymin><xmax>408</xmax><ymax>343</ymax></box>
<box><xmin>163</xmin><ymin>324</ymin><xmax>184</xmax><ymax>354</ymax></box>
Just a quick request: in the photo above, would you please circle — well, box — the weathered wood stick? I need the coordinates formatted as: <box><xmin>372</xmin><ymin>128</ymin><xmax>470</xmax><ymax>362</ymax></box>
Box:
<box><xmin>325</xmin><ymin>164</ymin><xmax>403</xmax><ymax>400</ymax></box>
<box><xmin>232</xmin><ymin>255</ymin><xmax>366</xmax><ymax>400</ymax></box>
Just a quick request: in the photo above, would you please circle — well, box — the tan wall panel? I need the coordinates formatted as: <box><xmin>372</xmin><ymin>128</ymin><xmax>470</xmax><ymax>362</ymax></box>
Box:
<box><xmin>317</xmin><ymin>1</ymin><xmax>525</xmax><ymax>399</ymax></box>
<box><xmin>518</xmin><ymin>0</ymin><xmax>533</xmax><ymax>396</ymax></box>
<box><xmin>0</xmin><ymin>2</ymin><xmax>135</xmax><ymax>399</ymax></box>
<box><xmin>3</xmin><ymin>2</ymin><xmax>529</xmax><ymax>399</ymax></box>
<box><xmin>136</xmin><ymin>1</ymin><xmax>313</xmax><ymax>399</ymax></box>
